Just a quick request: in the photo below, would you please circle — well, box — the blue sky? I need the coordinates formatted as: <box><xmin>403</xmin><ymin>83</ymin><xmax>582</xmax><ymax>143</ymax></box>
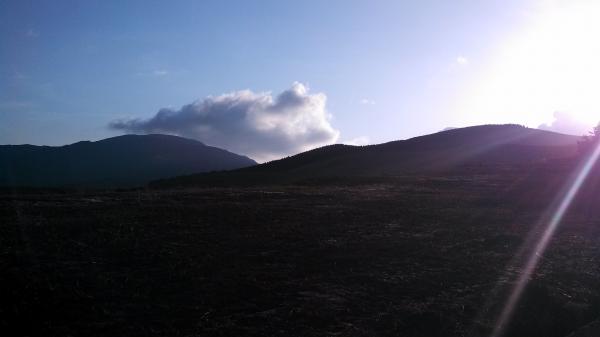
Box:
<box><xmin>2</xmin><ymin>0</ymin><xmax>598</xmax><ymax>160</ymax></box>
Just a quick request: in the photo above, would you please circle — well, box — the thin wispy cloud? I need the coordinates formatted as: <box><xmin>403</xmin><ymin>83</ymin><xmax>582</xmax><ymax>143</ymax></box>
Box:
<box><xmin>152</xmin><ymin>70</ymin><xmax>169</xmax><ymax>76</ymax></box>
<box><xmin>455</xmin><ymin>56</ymin><xmax>469</xmax><ymax>66</ymax></box>
<box><xmin>25</xmin><ymin>28</ymin><xmax>39</xmax><ymax>38</ymax></box>
<box><xmin>109</xmin><ymin>82</ymin><xmax>340</xmax><ymax>162</ymax></box>
<box><xmin>12</xmin><ymin>71</ymin><xmax>27</xmax><ymax>80</ymax></box>
<box><xmin>135</xmin><ymin>69</ymin><xmax>171</xmax><ymax>77</ymax></box>
<box><xmin>0</xmin><ymin>100</ymin><xmax>36</xmax><ymax>112</ymax></box>
<box><xmin>359</xmin><ymin>98</ymin><xmax>376</xmax><ymax>105</ymax></box>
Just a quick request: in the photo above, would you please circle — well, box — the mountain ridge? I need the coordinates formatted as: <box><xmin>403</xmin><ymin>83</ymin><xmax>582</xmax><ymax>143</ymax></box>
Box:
<box><xmin>152</xmin><ymin>124</ymin><xmax>582</xmax><ymax>187</ymax></box>
<box><xmin>0</xmin><ymin>134</ymin><xmax>256</xmax><ymax>187</ymax></box>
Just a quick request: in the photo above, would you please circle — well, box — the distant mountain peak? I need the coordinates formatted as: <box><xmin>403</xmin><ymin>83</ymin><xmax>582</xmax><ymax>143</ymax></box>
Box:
<box><xmin>0</xmin><ymin>134</ymin><xmax>256</xmax><ymax>187</ymax></box>
<box><xmin>152</xmin><ymin>124</ymin><xmax>581</xmax><ymax>187</ymax></box>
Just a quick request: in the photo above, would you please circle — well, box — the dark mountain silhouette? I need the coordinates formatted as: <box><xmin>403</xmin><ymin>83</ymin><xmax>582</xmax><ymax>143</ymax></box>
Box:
<box><xmin>0</xmin><ymin>134</ymin><xmax>256</xmax><ymax>187</ymax></box>
<box><xmin>152</xmin><ymin>124</ymin><xmax>581</xmax><ymax>187</ymax></box>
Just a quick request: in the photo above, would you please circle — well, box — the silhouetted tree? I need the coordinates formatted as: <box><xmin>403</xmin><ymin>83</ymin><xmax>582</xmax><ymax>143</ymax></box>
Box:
<box><xmin>578</xmin><ymin>122</ymin><xmax>600</xmax><ymax>154</ymax></box>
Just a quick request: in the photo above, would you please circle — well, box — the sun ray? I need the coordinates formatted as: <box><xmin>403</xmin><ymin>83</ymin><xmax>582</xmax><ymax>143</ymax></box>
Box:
<box><xmin>490</xmin><ymin>139</ymin><xmax>600</xmax><ymax>337</ymax></box>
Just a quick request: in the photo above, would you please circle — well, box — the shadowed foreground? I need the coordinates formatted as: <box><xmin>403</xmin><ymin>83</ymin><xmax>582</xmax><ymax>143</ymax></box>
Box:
<box><xmin>2</xmin><ymin>171</ymin><xmax>600</xmax><ymax>336</ymax></box>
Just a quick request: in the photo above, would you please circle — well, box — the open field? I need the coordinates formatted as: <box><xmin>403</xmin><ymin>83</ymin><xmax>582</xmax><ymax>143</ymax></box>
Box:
<box><xmin>3</xmin><ymin>171</ymin><xmax>600</xmax><ymax>336</ymax></box>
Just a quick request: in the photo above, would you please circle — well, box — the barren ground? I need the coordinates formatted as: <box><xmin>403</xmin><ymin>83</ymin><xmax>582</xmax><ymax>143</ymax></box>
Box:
<box><xmin>2</xmin><ymin>173</ymin><xmax>600</xmax><ymax>336</ymax></box>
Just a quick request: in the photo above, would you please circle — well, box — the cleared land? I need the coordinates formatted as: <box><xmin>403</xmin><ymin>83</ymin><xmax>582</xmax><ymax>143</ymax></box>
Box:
<box><xmin>2</xmin><ymin>171</ymin><xmax>600</xmax><ymax>336</ymax></box>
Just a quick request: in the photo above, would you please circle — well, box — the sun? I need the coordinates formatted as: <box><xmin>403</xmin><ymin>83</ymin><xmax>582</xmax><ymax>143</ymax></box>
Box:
<box><xmin>457</xmin><ymin>0</ymin><xmax>600</xmax><ymax>128</ymax></box>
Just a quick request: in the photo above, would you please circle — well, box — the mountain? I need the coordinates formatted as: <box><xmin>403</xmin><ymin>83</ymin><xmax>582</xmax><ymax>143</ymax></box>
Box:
<box><xmin>0</xmin><ymin>134</ymin><xmax>256</xmax><ymax>187</ymax></box>
<box><xmin>152</xmin><ymin>124</ymin><xmax>582</xmax><ymax>187</ymax></box>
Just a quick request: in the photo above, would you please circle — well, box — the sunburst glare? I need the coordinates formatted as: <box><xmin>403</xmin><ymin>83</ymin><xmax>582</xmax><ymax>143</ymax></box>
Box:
<box><xmin>491</xmin><ymin>136</ymin><xmax>600</xmax><ymax>337</ymax></box>
<box><xmin>459</xmin><ymin>0</ymin><xmax>600</xmax><ymax>129</ymax></box>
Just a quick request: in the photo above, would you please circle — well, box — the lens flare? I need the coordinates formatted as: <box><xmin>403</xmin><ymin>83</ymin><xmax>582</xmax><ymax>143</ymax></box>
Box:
<box><xmin>490</xmin><ymin>140</ymin><xmax>600</xmax><ymax>337</ymax></box>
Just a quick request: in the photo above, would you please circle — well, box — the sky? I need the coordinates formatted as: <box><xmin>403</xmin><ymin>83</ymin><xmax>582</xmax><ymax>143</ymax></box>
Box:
<box><xmin>2</xmin><ymin>0</ymin><xmax>599</xmax><ymax>161</ymax></box>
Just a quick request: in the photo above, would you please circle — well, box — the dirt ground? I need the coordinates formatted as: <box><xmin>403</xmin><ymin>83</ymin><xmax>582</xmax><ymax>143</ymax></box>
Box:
<box><xmin>2</xmin><ymin>172</ymin><xmax>600</xmax><ymax>336</ymax></box>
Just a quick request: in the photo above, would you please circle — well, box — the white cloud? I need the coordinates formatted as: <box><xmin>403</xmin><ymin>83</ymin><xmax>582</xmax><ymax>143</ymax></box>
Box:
<box><xmin>25</xmin><ymin>29</ymin><xmax>39</xmax><ymax>38</ymax></box>
<box><xmin>359</xmin><ymin>98</ymin><xmax>376</xmax><ymax>105</ymax></box>
<box><xmin>343</xmin><ymin>136</ymin><xmax>370</xmax><ymax>146</ymax></box>
<box><xmin>109</xmin><ymin>82</ymin><xmax>340</xmax><ymax>162</ymax></box>
<box><xmin>538</xmin><ymin>111</ymin><xmax>592</xmax><ymax>135</ymax></box>
<box><xmin>134</xmin><ymin>69</ymin><xmax>172</xmax><ymax>77</ymax></box>
<box><xmin>0</xmin><ymin>100</ymin><xmax>36</xmax><ymax>112</ymax></box>
<box><xmin>12</xmin><ymin>71</ymin><xmax>27</xmax><ymax>80</ymax></box>
<box><xmin>152</xmin><ymin>70</ymin><xmax>169</xmax><ymax>76</ymax></box>
<box><xmin>456</xmin><ymin>56</ymin><xmax>469</xmax><ymax>66</ymax></box>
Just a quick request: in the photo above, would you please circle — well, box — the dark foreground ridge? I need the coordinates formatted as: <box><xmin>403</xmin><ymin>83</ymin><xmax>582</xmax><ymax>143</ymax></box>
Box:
<box><xmin>152</xmin><ymin>124</ymin><xmax>581</xmax><ymax>187</ymax></box>
<box><xmin>0</xmin><ymin>134</ymin><xmax>256</xmax><ymax>187</ymax></box>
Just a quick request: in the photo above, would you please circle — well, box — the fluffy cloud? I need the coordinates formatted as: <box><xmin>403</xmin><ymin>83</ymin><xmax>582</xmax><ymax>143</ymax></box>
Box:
<box><xmin>109</xmin><ymin>82</ymin><xmax>340</xmax><ymax>162</ymax></box>
<box><xmin>538</xmin><ymin>111</ymin><xmax>592</xmax><ymax>136</ymax></box>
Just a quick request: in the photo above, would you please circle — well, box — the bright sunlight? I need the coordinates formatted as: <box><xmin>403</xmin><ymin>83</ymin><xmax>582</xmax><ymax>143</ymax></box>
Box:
<box><xmin>459</xmin><ymin>0</ymin><xmax>600</xmax><ymax>129</ymax></box>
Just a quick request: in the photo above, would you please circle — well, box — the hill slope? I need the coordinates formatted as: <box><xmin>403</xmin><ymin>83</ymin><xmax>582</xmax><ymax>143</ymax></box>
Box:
<box><xmin>153</xmin><ymin>125</ymin><xmax>581</xmax><ymax>187</ymax></box>
<box><xmin>0</xmin><ymin>134</ymin><xmax>256</xmax><ymax>187</ymax></box>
